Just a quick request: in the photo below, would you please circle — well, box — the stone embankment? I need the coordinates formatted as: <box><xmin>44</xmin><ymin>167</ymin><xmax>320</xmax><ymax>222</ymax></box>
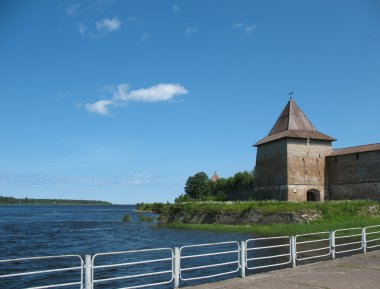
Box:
<box><xmin>158</xmin><ymin>209</ymin><xmax>321</xmax><ymax>226</ymax></box>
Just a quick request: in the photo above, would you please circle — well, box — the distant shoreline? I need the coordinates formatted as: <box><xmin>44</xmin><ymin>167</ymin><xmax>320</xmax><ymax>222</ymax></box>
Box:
<box><xmin>0</xmin><ymin>196</ymin><xmax>112</xmax><ymax>206</ymax></box>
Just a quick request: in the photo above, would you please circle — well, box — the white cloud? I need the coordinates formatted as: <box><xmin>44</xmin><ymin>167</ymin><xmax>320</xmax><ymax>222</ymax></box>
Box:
<box><xmin>96</xmin><ymin>17</ymin><xmax>121</xmax><ymax>33</ymax></box>
<box><xmin>185</xmin><ymin>26</ymin><xmax>198</xmax><ymax>35</ymax></box>
<box><xmin>172</xmin><ymin>4</ymin><xmax>180</xmax><ymax>13</ymax></box>
<box><xmin>125</xmin><ymin>174</ymin><xmax>153</xmax><ymax>185</ymax></box>
<box><xmin>85</xmin><ymin>100</ymin><xmax>112</xmax><ymax>116</ymax></box>
<box><xmin>77</xmin><ymin>23</ymin><xmax>86</xmax><ymax>35</ymax></box>
<box><xmin>85</xmin><ymin>83</ymin><xmax>188</xmax><ymax>115</ymax></box>
<box><xmin>126</xmin><ymin>83</ymin><xmax>188</xmax><ymax>102</ymax></box>
<box><xmin>245</xmin><ymin>25</ymin><xmax>256</xmax><ymax>34</ymax></box>
<box><xmin>112</xmin><ymin>83</ymin><xmax>188</xmax><ymax>102</ymax></box>
<box><xmin>234</xmin><ymin>22</ymin><xmax>256</xmax><ymax>36</ymax></box>
<box><xmin>66</xmin><ymin>4</ymin><xmax>80</xmax><ymax>16</ymax></box>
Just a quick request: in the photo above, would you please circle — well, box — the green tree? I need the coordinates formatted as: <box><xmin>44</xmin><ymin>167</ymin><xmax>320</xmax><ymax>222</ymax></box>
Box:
<box><xmin>210</xmin><ymin>178</ymin><xmax>227</xmax><ymax>201</ymax></box>
<box><xmin>210</xmin><ymin>171</ymin><xmax>255</xmax><ymax>201</ymax></box>
<box><xmin>184</xmin><ymin>172</ymin><xmax>212</xmax><ymax>199</ymax></box>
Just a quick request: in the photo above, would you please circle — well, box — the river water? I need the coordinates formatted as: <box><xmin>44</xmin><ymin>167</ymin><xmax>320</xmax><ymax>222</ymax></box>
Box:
<box><xmin>0</xmin><ymin>205</ymin><xmax>257</xmax><ymax>288</ymax></box>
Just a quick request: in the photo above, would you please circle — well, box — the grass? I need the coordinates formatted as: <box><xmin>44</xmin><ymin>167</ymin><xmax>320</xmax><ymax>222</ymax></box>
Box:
<box><xmin>163</xmin><ymin>217</ymin><xmax>380</xmax><ymax>236</ymax></box>
<box><xmin>142</xmin><ymin>199</ymin><xmax>376</xmax><ymax>215</ymax></box>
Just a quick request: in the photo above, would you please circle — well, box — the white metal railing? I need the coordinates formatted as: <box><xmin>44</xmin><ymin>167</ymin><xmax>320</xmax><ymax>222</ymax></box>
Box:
<box><xmin>179</xmin><ymin>241</ymin><xmax>240</xmax><ymax>282</ymax></box>
<box><xmin>91</xmin><ymin>247</ymin><xmax>173</xmax><ymax>289</ymax></box>
<box><xmin>334</xmin><ymin>228</ymin><xmax>363</xmax><ymax>255</ymax></box>
<box><xmin>245</xmin><ymin>237</ymin><xmax>291</xmax><ymax>270</ymax></box>
<box><xmin>1</xmin><ymin>224</ymin><xmax>380</xmax><ymax>289</ymax></box>
<box><xmin>295</xmin><ymin>232</ymin><xmax>331</xmax><ymax>261</ymax></box>
<box><xmin>0</xmin><ymin>254</ymin><xmax>84</xmax><ymax>289</ymax></box>
<box><xmin>365</xmin><ymin>225</ymin><xmax>380</xmax><ymax>249</ymax></box>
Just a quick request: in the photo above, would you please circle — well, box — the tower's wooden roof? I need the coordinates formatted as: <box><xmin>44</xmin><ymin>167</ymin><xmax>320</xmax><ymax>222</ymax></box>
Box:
<box><xmin>254</xmin><ymin>99</ymin><xmax>336</xmax><ymax>146</ymax></box>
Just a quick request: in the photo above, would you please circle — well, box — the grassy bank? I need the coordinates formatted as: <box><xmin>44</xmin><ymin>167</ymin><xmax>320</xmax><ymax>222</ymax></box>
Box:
<box><xmin>137</xmin><ymin>200</ymin><xmax>378</xmax><ymax>215</ymax></box>
<box><xmin>164</xmin><ymin>217</ymin><xmax>380</xmax><ymax>236</ymax></box>
<box><xmin>137</xmin><ymin>200</ymin><xmax>380</xmax><ymax>236</ymax></box>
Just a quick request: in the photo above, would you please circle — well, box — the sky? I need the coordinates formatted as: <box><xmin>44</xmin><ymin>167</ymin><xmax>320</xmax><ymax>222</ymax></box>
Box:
<box><xmin>1</xmin><ymin>0</ymin><xmax>380</xmax><ymax>204</ymax></box>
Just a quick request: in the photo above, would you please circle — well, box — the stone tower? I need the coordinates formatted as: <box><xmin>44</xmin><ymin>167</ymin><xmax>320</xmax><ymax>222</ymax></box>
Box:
<box><xmin>253</xmin><ymin>99</ymin><xmax>336</xmax><ymax>202</ymax></box>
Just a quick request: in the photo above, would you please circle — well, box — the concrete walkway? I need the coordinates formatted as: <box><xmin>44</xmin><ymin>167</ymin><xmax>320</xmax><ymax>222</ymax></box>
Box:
<box><xmin>183</xmin><ymin>250</ymin><xmax>380</xmax><ymax>289</ymax></box>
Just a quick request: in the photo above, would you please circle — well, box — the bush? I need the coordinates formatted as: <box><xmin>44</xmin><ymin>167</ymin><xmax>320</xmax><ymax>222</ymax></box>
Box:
<box><xmin>136</xmin><ymin>202</ymin><xmax>167</xmax><ymax>214</ymax></box>
<box><xmin>138</xmin><ymin>215</ymin><xmax>154</xmax><ymax>222</ymax></box>
<box><xmin>121</xmin><ymin>214</ymin><xmax>130</xmax><ymax>222</ymax></box>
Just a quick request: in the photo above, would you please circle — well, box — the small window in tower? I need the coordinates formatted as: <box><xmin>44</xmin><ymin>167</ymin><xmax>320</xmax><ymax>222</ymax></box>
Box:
<box><xmin>335</xmin><ymin>156</ymin><xmax>338</xmax><ymax>162</ymax></box>
<box><xmin>319</xmin><ymin>154</ymin><xmax>321</xmax><ymax>158</ymax></box>
<box><xmin>356</xmin><ymin>153</ymin><xmax>359</xmax><ymax>160</ymax></box>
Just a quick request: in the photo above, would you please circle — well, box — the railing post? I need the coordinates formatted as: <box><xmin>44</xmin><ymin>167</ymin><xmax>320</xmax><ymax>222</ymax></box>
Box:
<box><xmin>330</xmin><ymin>231</ymin><xmax>336</xmax><ymax>259</ymax></box>
<box><xmin>240</xmin><ymin>241</ymin><xmax>246</xmax><ymax>278</ymax></box>
<box><xmin>362</xmin><ymin>228</ymin><xmax>367</xmax><ymax>254</ymax></box>
<box><xmin>85</xmin><ymin>255</ymin><xmax>93</xmax><ymax>289</ymax></box>
<box><xmin>174</xmin><ymin>247</ymin><xmax>180</xmax><ymax>289</ymax></box>
<box><xmin>290</xmin><ymin>236</ymin><xmax>297</xmax><ymax>268</ymax></box>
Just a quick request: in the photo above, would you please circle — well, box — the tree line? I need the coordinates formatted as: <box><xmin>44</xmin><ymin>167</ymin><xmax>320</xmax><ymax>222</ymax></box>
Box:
<box><xmin>176</xmin><ymin>170</ymin><xmax>255</xmax><ymax>202</ymax></box>
<box><xmin>0</xmin><ymin>196</ymin><xmax>112</xmax><ymax>205</ymax></box>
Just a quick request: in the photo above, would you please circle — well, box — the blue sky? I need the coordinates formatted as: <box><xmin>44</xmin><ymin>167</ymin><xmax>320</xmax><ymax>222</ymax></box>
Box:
<box><xmin>1</xmin><ymin>0</ymin><xmax>379</xmax><ymax>204</ymax></box>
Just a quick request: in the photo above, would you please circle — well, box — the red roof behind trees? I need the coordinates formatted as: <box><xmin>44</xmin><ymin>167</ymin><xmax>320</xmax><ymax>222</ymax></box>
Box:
<box><xmin>211</xmin><ymin>171</ymin><xmax>220</xmax><ymax>182</ymax></box>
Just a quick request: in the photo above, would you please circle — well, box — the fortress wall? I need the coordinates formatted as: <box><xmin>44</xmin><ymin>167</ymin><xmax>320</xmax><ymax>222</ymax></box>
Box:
<box><xmin>328</xmin><ymin>183</ymin><xmax>380</xmax><ymax>201</ymax></box>
<box><xmin>327</xmin><ymin>150</ymin><xmax>380</xmax><ymax>201</ymax></box>
<box><xmin>253</xmin><ymin>185</ymin><xmax>288</xmax><ymax>201</ymax></box>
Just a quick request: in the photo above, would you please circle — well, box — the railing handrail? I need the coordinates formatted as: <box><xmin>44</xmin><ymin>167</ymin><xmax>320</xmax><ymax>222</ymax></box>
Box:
<box><xmin>180</xmin><ymin>240</ymin><xmax>239</xmax><ymax>250</ymax></box>
<box><xmin>0</xmin><ymin>254</ymin><xmax>84</xmax><ymax>289</ymax></box>
<box><xmin>365</xmin><ymin>224</ymin><xmax>380</xmax><ymax>229</ymax></box>
<box><xmin>179</xmin><ymin>241</ymin><xmax>240</xmax><ymax>282</ymax></box>
<box><xmin>92</xmin><ymin>247</ymin><xmax>173</xmax><ymax>260</ymax></box>
<box><xmin>245</xmin><ymin>236</ymin><xmax>291</xmax><ymax>270</ymax></box>
<box><xmin>91</xmin><ymin>247</ymin><xmax>174</xmax><ymax>289</ymax></box>
<box><xmin>335</xmin><ymin>227</ymin><xmax>362</xmax><ymax>232</ymax></box>
<box><xmin>0</xmin><ymin>254</ymin><xmax>83</xmax><ymax>264</ymax></box>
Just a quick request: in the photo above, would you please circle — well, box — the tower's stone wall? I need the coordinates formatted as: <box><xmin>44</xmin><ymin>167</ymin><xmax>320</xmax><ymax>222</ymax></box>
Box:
<box><xmin>287</xmin><ymin>139</ymin><xmax>333</xmax><ymax>202</ymax></box>
<box><xmin>254</xmin><ymin>139</ymin><xmax>288</xmax><ymax>200</ymax></box>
